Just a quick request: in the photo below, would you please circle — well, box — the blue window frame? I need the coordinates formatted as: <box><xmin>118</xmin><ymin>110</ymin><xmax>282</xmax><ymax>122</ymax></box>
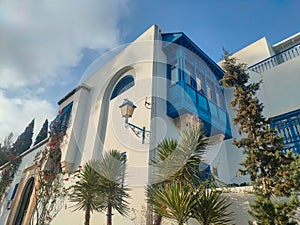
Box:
<box><xmin>110</xmin><ymin>75</ymin><xmax>134</xmax><ymax>100</ymax></box>
<box><xmin>270</xmin><ymin>109</ymin><xmax>300</xmax><ymax>154</ymax></box>
<box><xmin>50</xmin><ymin>102</ymin><xmax>73</xmax><ymax>134</ymax></box>
<box><xmin>10</xmin><ymin>183</ymin><xmax>19</xmax><ymax>201</ymax></box>
<box><xmin>7</xmin><ymin>183</ymin><xmax>19</xmax><ymax>209</ymax></box>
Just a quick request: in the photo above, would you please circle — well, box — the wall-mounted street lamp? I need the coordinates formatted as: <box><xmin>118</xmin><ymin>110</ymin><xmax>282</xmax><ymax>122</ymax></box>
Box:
<box><xmin>119</xmin><ymin>99</ymin><xmax>150</xmax><ymax>144</ymax></box>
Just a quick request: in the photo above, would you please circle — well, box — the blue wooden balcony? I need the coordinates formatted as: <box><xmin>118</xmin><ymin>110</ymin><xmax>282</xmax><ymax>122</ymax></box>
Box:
<box><xmin>167</xmin><ymin>80</ymin><xmax>232</xmax><ymax>139</ymax></box>
<box><xmin>162</xmin><ymin>31</ymin><xmax>232</xmax><ymax>139</ymax></box>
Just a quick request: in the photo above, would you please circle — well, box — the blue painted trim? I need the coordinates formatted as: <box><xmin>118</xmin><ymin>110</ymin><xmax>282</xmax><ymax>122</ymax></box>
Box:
<box><xmin>270</xmin><ymin>109</ymin><xmax>300</xmax><ymax>122</ymax></box>
<box><xmin>10</xmin><ymin>183</ymin><xmax>19</xmax><ymax>200</ymax></box>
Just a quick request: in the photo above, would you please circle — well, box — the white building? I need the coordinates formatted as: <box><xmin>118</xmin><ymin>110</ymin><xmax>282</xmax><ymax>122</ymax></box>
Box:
<box><xmin>0</xmin><ymin>25</ymin><xmax>299</xmax><ymax>225</ymax></box>
<box><xmin>229</xmin><ymin>32</ymin><xmax>300</xmax><ymax>154</ymax></box>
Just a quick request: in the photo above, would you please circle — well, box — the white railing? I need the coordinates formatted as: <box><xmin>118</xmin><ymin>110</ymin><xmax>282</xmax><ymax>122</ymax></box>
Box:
<box><xmin>248</xmin><ymin>43</ymin><xmax>300</xmax><ymax>73</ymax></box>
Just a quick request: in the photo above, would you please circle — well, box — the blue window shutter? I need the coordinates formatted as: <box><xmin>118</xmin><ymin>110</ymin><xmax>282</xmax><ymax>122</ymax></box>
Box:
<box><xmin>10</xmin><ymin>183</ymin><xmax>19</xmax><ymax>200</ymax></box>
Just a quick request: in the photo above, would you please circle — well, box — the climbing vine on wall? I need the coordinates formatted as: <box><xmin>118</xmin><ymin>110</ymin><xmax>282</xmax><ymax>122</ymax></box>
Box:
<box><xmin>30</xmin><ymin>102</ymin><xmax>73</xmax><ymax>225</ymax></box>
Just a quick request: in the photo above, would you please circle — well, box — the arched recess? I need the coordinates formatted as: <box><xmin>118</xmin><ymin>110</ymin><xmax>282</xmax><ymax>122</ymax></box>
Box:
<box><xmin>13</xmin><ymin>177</ymin><xmax>35</xmax><ymax>225</ymax></box>
<box><xmin>110</xmin><ymin>75</ymin><xmax>134</xmax><ymax>100</ymax></box>
<box><xmin>93</xmin><ymin>66</ymin><xmax>135</xmax><ymax>157</ymax></box>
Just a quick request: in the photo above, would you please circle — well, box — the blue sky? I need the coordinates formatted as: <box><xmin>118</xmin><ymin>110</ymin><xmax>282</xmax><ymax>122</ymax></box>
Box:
<box><xmin>121</xmin><ymin>0</ymin><xmax>300</xmax><ymax>60</ymax></box>
<box><xmin>0</xmin><ymin>0</ymin><xmax>299</xmax><ymax>141</ymax></box>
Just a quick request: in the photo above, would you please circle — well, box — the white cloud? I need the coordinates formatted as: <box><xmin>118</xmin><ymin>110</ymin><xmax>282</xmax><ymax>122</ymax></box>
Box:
<box><xmin>0</xmin><ymin>0</ymin><xmax>129</xmax><ymax>88</ymax></box>
<box><xmin>0</xmin><ymin>90</ymin><xmax>56</xmax><ymax>142</ymax></box>
<box><xmin>0</xmin><ymin>0</ymin><xmax>130</xmax><ymax>143</ymax></box>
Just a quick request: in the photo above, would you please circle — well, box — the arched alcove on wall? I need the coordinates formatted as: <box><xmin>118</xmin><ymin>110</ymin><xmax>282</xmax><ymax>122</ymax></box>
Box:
<box><xmin>110</xmin><ymin>75</ymin><xmax>134</xmax><ymax>100</ymax></box>
<box><xmin>93</xmin><ymin>66</ymin><xmax>135</xmax><ymax>157</ymax></box>
<box><xmin>13</xmin><ymin>177</ymin><xmax>35</xmax><ymax>225</ymax></box>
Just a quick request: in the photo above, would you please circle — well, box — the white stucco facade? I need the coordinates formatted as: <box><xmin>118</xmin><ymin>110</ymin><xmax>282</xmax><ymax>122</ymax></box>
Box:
<box><xmin>1</xmin><ymin>26</ymin><xmax>300</xmax><ymax>225</ymax></box>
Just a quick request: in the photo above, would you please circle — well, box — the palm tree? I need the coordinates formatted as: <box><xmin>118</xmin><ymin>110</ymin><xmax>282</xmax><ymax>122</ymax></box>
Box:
<box><xmin>90</xmin><ymin>150</ymin><xmax>130</xmax><ymax>225</ymax></box>
<box><xmin>192</xmin><ymin>188</ymin><xmax>234</xmax><ymax>225</ymax></box>
<box><xmin>151</xmin><ymin>125</ymin><xmax>208</xmax><ymax>185</ymax></box>
<box><xmin>69</xmin><ymin>163</ymin><xmax>102</xmax><ymax>225</ymax></box>
<box><xmin>147</xmin><ymin>125</ymin><xmax>208</xmax><ymax>225</ymax></box>
<box><xmin>147</xmin><ymin>181</ymin><xmax>195</xmax><ymax>225</ymax></box>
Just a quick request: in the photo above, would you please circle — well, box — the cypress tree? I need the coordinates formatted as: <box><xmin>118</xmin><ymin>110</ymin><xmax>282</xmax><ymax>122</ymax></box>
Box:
<box><xmin>12</xmin><ymin>119</ymin><xmax>35</xmax><ymax>154</ymax></box>
<box><xmin>0</xmin><ymin>132</ymin><xmax>14</xmax><ymax>166</ymax></box>
<box><xmin>0</xmin><ymin>132</ymin><xmax>22</xmax><ymax>198</ymax></box>
<box><xmin>0</xmin><ymin>149</ymin><xmax>6</xmax><ymax>166</ymax></box>
<box><xmin>34</xmin><ymin>119</ymin><xmax>49</xmax><ymax>146</ymax></box>
<box><xmin>221</xmin><ymin>51</ymin><xmax>300</xmax><ymax>224</ymax></box>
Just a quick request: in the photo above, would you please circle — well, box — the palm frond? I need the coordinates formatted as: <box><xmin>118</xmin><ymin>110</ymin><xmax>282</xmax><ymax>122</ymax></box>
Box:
<box><xmin>90</xmin><ymin>150</ymin><xmax>126</xmax><ymax>183</ymax></box>
<box><xmin>91</xmin><ymin>150</ymin><xmax>130</xmax><ymax>216</ymax></box>
<box><xmin>69</xmin><ymin>163</ymin><xmax>103</xmax><ymax>213</ymax></box>
<box><xmin>192</xmin><ymin>189</ymin><xmax>234</xmax><ymax>225</ymax></box>
<box><xmin>151</xmin><ymin>125</ymin><xmax>209</xmax><ymax>184</ymax></box>
<box><xmin>69</xmin><ymin>150</ymin><xmax>130</xmax><ymax>224</ymax></box>
<box><xmin>147</xmin><ymin>181</ymin><xmax>196</xmax><ymax>225</ymax></box>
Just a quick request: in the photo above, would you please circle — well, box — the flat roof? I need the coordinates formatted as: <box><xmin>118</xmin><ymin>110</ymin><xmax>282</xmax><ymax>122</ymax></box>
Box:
<box><xmin>273</xmin><ymin>31</ymin><xmax>300</xmax><ymax>47</ymax></box>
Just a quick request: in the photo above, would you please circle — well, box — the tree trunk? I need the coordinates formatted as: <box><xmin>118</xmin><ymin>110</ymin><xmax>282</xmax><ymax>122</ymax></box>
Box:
<box><xmin>107</xmin><ymin>203</ymin><xmax>113</xmax><ymax>225</ymax></box>
<box><xmin>153</xmin><ymin>213</ymin><xmax>162</xmax><ymax>225</ymax></box>
<box><xmin>85</xmin><ymin>204</ymin><xmax>91</xmax><ymax>225</ymax></box>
